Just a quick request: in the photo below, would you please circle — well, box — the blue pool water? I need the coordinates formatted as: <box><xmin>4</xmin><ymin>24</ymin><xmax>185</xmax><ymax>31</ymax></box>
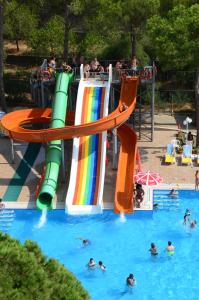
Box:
<box><xmin>4</xmin><ymin>190</ymin><xmax>199</xmax><ymax>299</ymax></box>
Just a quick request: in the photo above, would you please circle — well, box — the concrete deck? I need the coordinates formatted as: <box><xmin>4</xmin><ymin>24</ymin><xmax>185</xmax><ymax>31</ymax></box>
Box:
<box><xmin>0</xmin><ymin>113</ymin><xmax>198</xmax><ymax>210</ymax></box>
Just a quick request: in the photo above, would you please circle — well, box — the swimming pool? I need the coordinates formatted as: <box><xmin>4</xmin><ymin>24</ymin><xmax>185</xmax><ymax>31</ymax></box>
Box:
<box><xmin>4</xmin><ymin>190</ymin><xmax>199</xmax><ymax>299</ymax></box>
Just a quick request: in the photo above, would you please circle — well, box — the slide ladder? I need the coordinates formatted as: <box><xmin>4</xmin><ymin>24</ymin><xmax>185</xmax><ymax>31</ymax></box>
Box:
<box><xmin>153</xmin><ymin>190</ymin><xmax>180</xmax><ymax>210</ymax></box>
<box><xmin>0</xmin><ymin>209</ymin><xmax>15</xmax><ymax>232</ymax></box>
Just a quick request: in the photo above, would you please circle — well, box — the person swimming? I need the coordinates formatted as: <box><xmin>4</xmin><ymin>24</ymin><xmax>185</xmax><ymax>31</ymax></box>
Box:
<box><xmin>166</xmin><ymin>241</ymin><xmax>175</xmax><ymax>256</ymax></box>
<box><xmin>190</xmin><ymin>220</ymin><xmax>197</xmax><ymax>229</ymax></box>
<box><xmin>98</xmin><ymin>261</ymin><xmax>106</xmax><ymax>271</ymax></box>
<box><xmin>149</xmin><ymin>243</ymin><xmax>158</xmax><ymax>256</ymax></box>
<box><xmin>183</xmin><ymin>209</ymin><xmax>191</xmax><ymax>225</ymax></box>
<box><xmin>87</xmin><ymin>258</ymin><xmax>96</xmax><ymax>269</ymax></box>
<box><xmin>169</xmin><ymin>189</ymin><xmax>178</xmax><ymax>198</ymax></box>
<box><xmin>153</xmin><ymin>203</ymin><xmax>159</xmax><ymax>209</ymax></box>
<box><xmin>76</xmin><ymin>237</ymin><xmax>91</xmax><ymax>246</ymax></box>
<box><xmin>126</xmin><ymin>274</ymin><xmax>136</xmax><ymax>286</ymax></box>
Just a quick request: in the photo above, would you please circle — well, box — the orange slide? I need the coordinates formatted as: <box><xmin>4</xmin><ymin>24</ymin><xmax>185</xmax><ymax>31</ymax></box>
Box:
<box><xmin>114</xmin><ymin>124</ymin><xmax>137</xmax><ymax>213</ymax></box>
<box><xmin>1</xmin><ymin>76</ymin><xmax>139</xmax><ymax>213</ymax></box>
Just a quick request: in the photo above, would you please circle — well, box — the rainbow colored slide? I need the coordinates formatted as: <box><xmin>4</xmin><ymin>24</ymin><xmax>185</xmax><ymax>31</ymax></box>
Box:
<box><xmin>65</xmin><ymin>67</ymin><xmax>112</xmax><ymax>214</ymax></box>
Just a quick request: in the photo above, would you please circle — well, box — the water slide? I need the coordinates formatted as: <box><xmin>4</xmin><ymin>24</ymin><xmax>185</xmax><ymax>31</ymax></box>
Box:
<box><xmin>36</xmin><ymin>71</ymin><xmax>73</xmax><ymax>210</ymax></box>
<box><xmin>2</xmin><ymin>70</ymin><xmax>138</xmax><ymax>213</ymax></box>
<box><xmin>114</xmin><ymin>124</ymin><xmax>137</xmax><ymax>213</ymax></box>
<box><xmin>65</xmin><ymin>69</ymin><xmax>112</xmax><ymax>214</ymax></box>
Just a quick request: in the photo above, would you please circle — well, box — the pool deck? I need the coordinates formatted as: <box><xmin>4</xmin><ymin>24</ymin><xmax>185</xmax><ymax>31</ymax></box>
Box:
<box><xmin>0</xmin><ymin>113</ymin><xmax>198</xmax><ymax>210</ymax></box>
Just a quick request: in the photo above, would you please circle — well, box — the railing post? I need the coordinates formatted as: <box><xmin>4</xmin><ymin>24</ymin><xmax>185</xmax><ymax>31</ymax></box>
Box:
<box><xmin>151</xmin><ymin>62</ymin><xmax>155</xmax><ymax>142</ymax></box>
<box><xmin>61</xmin><ymin>140</ymin><xmax>66</xmax><ymax>182</ymax></box>
<box><xmin>112</xmin><ymin>128</ymin><xmax>117</xmax><ymax>170</ymax></box>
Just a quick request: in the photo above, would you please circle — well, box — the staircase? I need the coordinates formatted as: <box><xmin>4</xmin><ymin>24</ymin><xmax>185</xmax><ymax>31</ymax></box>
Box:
<box><xmin>153</xmin><ymin>190</ymin><xmax>179</xmax><ymax>210</ymax></box>
<box><xmin>0</xmin><ymin>209</ymin><xmax>15</xmax><ymax>232</ymax></box>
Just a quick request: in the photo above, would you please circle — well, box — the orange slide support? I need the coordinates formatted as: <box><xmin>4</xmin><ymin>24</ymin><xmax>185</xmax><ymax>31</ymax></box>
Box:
<box><xmin>1</xmin><ymin>76</ymin><xmax>139</xmax><ymax>213</ymax></box>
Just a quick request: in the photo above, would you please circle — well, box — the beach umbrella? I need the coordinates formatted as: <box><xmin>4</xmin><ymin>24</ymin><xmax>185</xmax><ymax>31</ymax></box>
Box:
<box><xmin>134</xmin><ymin>170</ymin><xmax>163</xmax><ymax>186</ymax></box>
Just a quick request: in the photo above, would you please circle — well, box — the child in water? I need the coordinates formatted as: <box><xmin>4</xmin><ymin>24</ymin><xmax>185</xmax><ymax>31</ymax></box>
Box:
<box><xmin>166</xmin><ymin>241</ymin><xmax>175</xmax><ymax>256</ymax></box>
<box><xmin>149</xmin><ymin>243</ymin><xmax>158</xmax><ymax>256</ymax></box>
<box><xmin>98</xmin><ymin>261</ymin><xmax>106</xmax><ymax>271</ymax></box>
<box><xmin>190</xmin><ymin>220</ymin><xmax>197</xmax><ymax>229</ymax></box>
<box><xmin>87</xmin><ymin>258</ymin><xmax>96</xmax><ymax>269</ymax></box>
<box><xmin>183</xmin><ymin>209</ymin><xmax>191</xmax><ymax>225</ymax></box>
<box><xmin>126</xmin><ymin>274</ymin><xmax>136</xmax><ymax>286</ymax></box>
<box><xmin>169</xmin><ymin>189</ymin><xmax>178</xmax><ymax>198</ymax></box>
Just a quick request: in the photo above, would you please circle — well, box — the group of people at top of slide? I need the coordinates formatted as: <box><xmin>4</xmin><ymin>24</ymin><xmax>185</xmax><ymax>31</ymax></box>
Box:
<box><xmin>46</xmin><ymin>55</ymin><xmax>140</xmax><ymax>75</ymax></box>
<box><xmin>83</xmin><ymin>58</ymin><xmax>105</xmax><ymax>78</ymax></box>
<box><xmin>115</xmin><ymin>56</ymin><xmax>139</xmax><ymax>74</ymax></box>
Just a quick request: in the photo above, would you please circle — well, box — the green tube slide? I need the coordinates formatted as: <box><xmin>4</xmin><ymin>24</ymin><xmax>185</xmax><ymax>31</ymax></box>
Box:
<box><xmin>36</xmin><ymin>71</ymin><xmax>73</xmax><ymax>210</ymax></box>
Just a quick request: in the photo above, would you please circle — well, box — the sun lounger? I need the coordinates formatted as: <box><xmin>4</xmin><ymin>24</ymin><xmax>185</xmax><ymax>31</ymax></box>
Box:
<box><xmin>181</xmin><ymin>144</ymin><xmax>192</xmax><ymax>165</ymax></box>
<box><xmin>165</xmin><ymin>144</ymin><xmax>176</xmax><ymax>164</ymax></box>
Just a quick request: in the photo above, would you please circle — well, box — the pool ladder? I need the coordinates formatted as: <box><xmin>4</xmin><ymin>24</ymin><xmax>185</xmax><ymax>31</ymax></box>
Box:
<box><xmin>0</xmin><ymin>209</ymin><xmax>15</xmax><ymax>232</ymax></box>
<box><xmin>153</xmin><ymin>190</ymin><xmax>180</xmax><ymax>210</ymax></box>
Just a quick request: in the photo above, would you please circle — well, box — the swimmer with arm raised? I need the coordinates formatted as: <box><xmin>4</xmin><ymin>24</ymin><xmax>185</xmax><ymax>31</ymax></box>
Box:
<box><xmin>76</xmin><ymin>237</ymin><xmax>91</xmax><ymax>246</ymax></box>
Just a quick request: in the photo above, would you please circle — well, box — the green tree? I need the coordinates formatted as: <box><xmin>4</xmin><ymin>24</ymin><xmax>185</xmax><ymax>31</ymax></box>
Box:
<box><xmin>29</xmin><ymin>15</ymin><xmax>64</xmax><ymax>57</ymax></box>
<box><xmin>4</xmin><ymin>0</ymin><xmax>37</xmax><ymax>51</ymax></box>
<box><xmin>147</xmin><ymin>4</ymin><xmax>199</xmax><ymax>144</ymax></box>
<box><xmin>108</xmin><ymin>0</ymin><xmax>160</xmax><ymax>58</ymax></box>
<box><xmin>0</xmin><ymin>232</ymin><xmax>90</xmax><ymax>300</ymax></box>
<box><xmin>82</xmin><ymin>0</ymin><xmax>160</xmax><ymax>61</ymax></box>
<box><xmin>33</xmin><ymin>0</ymin><xmax>88</xmax><ymax>62</ymax></box>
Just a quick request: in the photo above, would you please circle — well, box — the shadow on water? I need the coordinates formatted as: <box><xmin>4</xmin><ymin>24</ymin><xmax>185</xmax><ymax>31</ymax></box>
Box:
<box><xmin>107</xmin><ymin>285</ymin><xmax>135</xmax><ymax>299</ymax></box>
